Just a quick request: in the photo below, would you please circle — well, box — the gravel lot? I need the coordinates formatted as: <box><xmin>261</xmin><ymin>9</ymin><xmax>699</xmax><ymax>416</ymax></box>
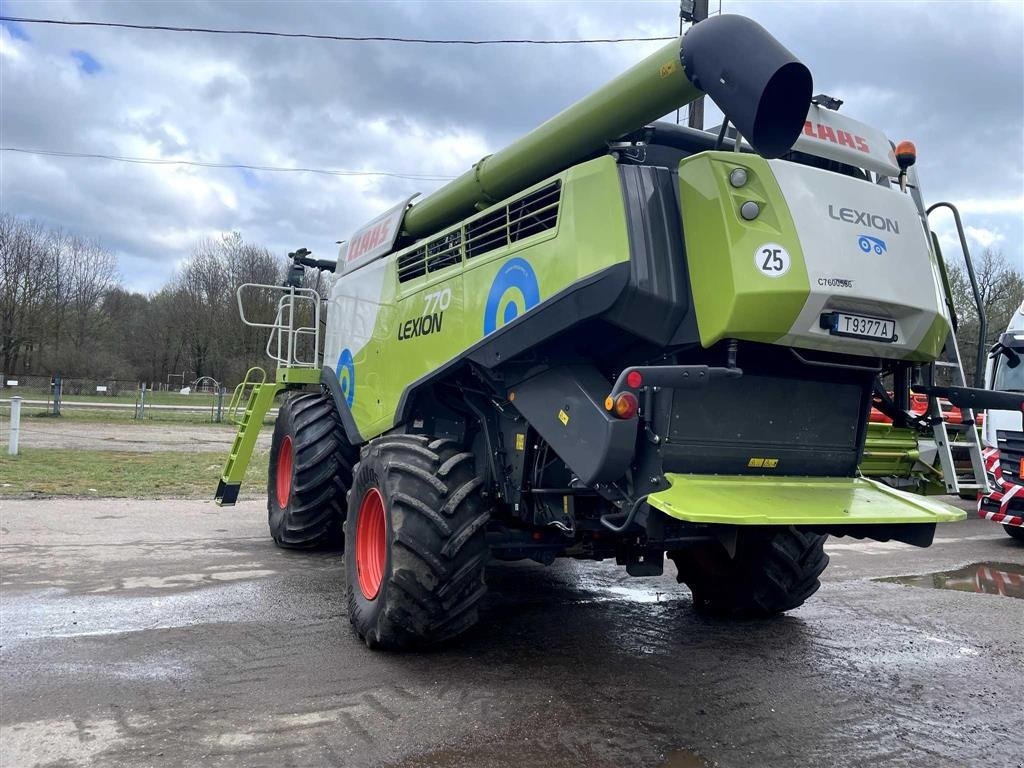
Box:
<box><xmin>11</xmin><ymin>419</ymin><xmax>270</xmax><ymax>453</ymax></box>
<box><xmin>1</xmin><ymin>497</ymin><xmax>1022</xmax><ymax>768</ymax></box>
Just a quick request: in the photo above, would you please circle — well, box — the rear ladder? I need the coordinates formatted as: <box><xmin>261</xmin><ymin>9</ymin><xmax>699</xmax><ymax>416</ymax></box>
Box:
<box><xmin>927</xmin><ymin>340</ymin><xmax>988</xmax><ymax>497</ymax></box>
<box><xmin>925</xmin><ymin>201</ymin><xmax>989</xmax><ymax>498</ymax></box>
<box><xmin>215</xmin><ymin>284</ymin><xmax>324</xmax><ymax>506</ymax></box>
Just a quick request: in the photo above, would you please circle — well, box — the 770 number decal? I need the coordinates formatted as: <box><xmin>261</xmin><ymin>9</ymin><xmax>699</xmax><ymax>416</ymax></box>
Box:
<box><xmin>398</xmin><ymin>288</ymin><xmax>451</xmax><ymax>341</ymax></box>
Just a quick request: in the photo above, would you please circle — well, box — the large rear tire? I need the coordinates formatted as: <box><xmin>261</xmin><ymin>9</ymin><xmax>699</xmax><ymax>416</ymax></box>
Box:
<box><xmin>268</xmin><ymin>392</ymin><xmax>354</xmax><ymax>549</ymax></box>
<box><xmin>1004</xmin><ymin>524</ymin><xmax>1024</xmax><ymax>542</ymax></box>
<box><xmin>345</xmin><ymin>434</ymin><xmax>489</xmax><ymax>650</ymax></box>
<box><xmin>669</xmin><ymin>527</ymin><xmax>828</xmax><ymax>617</ymax></box>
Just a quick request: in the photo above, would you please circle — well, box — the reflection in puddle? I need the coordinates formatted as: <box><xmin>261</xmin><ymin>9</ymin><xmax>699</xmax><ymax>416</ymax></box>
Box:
<box><xmin>579</xmin><ymin>584</ymin><xmax>684</xmax><ymax>604</ymax></box>
<box><xmin>662</xmin><ymin>749</ymin><xmax>711</xmax><ymax>767</ymax></box>
<box><xmin>878</xmin><ymin>562</ymin><xmax>1023</xmax><ymax>600</ymax></box>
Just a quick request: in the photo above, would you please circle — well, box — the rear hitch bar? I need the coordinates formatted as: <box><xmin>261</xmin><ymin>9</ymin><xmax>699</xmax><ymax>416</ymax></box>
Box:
<box><xmin>608</xmin><ymin>365</ymin><xmax>742</xmax><ymax>399</ymax></box>
<box><xmin>911</xmin><ymin>384</ymin><xmax>1024</xmax><ymax>413</ymax></box>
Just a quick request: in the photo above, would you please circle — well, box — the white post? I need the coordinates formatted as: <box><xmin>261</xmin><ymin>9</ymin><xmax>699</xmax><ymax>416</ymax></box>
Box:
<box><xmin>8</xmin><ymin>396</ymin><xmax>22</xmax><ymax>455</ymax></box>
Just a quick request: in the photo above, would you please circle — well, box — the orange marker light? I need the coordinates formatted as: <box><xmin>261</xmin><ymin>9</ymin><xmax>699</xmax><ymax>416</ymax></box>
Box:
<box><xmin>895</xmin><ymin>140</ymin><xmax>917</xmax><ymax>170</ymax></box>
<box><xmin>604</xmin><ymin>395</ymin><xmax>615</xmax><ymax>411</ymax></box>
<box><xmin>613</xmin><ymin>392</ymin><xmax>639</xmax><ymax>419</ymax></box>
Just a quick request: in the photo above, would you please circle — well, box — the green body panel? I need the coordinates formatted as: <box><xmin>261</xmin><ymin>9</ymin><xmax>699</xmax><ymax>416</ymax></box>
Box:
<box><xmin>677</xmin><ymin>153</ymin><xmax>810</xmax><ymax>348</ymax></box>
<box><xmin>911</xmin><ymin>312</ymin><xmax>951</xmax><ymax>361</ymax></box>
<box><xmin>345</xmin><ymin>156</ymin><xmax>632</xmax><ymax>440</ymax></box>
<box><xmin>906</xmin><ymin>229</ymin><xmax>953</xmax><ymax>360</ymax></box>
<box><xmin>647</xmin><ymin>473</ymin><xmax>965</xmax><ymax>525</ymax></box>
<box><xmin>860</xmin><ymin>423</ymin><xmax>944</xmax><ymax>495</ymax></box>
<box><xmin>276</xmin><ymin>368</ymin><xmax>321</xmax><ymax>385</ymax></box>
<box><xmin>859</xmin><ymin>423</ymin><xmax>921</xmax><ymax>478</ymax></box>
<box><xmin>402</xmin><ymin>38</ymin><xmax>699</xmax><ymax>238</ymax></box>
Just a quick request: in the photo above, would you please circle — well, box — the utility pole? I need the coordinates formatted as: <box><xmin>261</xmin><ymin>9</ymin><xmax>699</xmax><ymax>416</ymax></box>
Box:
<box><xmin>683</xmin><ymin>0</ymin><xmax>709</xmax><ymax>130</ymax></box>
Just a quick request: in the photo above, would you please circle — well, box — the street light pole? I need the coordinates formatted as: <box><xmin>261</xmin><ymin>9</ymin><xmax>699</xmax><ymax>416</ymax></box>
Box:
<box><xmin>684</xmin><ymin>0</ymin><xmax>709</xmax><ymax>130</ymax></box>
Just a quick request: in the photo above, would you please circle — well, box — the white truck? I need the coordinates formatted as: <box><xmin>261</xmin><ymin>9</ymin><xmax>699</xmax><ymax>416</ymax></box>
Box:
<box><xmin>979</xmin><ymin>300</ymin><xmax>1024</xmax><ymax>541</ymax></box>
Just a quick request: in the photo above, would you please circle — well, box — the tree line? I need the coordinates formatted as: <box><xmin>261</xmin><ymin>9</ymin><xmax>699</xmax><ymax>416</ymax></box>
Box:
<box><xmin>1</xmin><ymin>211</ymin><xmax>1021</xmax><ymax>389</ymax></box>
<box><xmin>0</xmin><ymin>213</ymin><xmax>303</xmax><ymax>389</ymax></box>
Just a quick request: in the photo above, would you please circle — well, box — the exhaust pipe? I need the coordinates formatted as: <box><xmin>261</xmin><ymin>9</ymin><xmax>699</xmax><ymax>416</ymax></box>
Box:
<box><xmin>681</xmin><ymin>15</ymin><xmax>811</xmax><ymax>159</ymax></box>
<box><xmin>402</xmin><ymin>14</ymin><xmax>812</xmax><ymax>240</ymax></box>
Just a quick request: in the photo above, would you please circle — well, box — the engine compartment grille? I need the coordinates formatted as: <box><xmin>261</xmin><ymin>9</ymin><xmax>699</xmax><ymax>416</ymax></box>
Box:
<box><xmin>997</xmin><ymin>430</ymin><xmax>1024</xmax><ymax>487</ymax></box>
<box><xmin>398</xmin><ymin>181</ymin><xmax>561</xmax><ymax>282</ymax></box>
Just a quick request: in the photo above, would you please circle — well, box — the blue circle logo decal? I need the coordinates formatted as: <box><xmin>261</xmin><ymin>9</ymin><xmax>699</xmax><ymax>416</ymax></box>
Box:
<box><xmin>483</xmin><ymin>257</ymin><xmax>540</xmax><ymax>335</ymax></box>
<box><xmin>335</xmin><ymin>348</ymin><xmax>355</xmax><ymax>407</ymax></box>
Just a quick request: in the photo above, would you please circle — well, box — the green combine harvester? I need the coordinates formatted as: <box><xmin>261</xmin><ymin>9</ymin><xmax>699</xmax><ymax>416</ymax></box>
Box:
<box><xmin>217</xmin><ymin>14</ymin><xmax>1018</xmax><ymax>649</ymax></box>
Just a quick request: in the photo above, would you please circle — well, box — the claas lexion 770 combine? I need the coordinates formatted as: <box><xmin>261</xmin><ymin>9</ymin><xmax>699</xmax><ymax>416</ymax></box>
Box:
<box><xmin>216</xmin><ymin>15</ymin><xmax>1021</xmax><ymax>649</ymax></box>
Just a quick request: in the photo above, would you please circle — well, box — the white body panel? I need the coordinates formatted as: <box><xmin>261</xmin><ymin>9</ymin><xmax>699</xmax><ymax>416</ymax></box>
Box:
<box><xmin>771</xmin><ymin>161</ymin><xmax>949</xmax><ymax>359</ymax></box>
<box><xmin>794</xmin><ymin>105</ymin><xmax>900</xmax><ymax>178</ymax></box>
<box><xmin>341</xmin><ymin>195</ymin><xmax>417</xmax><ymax>275</ymax></box>
<box><xmin>323</xmin><ymin>257</ymin><xmax>388</xmax><ymax>372</ymax></box>
<box><xmin>983</xmin><ymin>302</ymin><xmax>1024</xmax><ymax>448</ymax></box>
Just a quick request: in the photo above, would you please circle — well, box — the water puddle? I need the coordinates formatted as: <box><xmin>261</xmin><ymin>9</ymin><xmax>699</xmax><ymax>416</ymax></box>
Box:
<box><xmin>877</xmin><ymin>562</ymin><xmax>1023</xmax><ymax>600</ymax></box>
<box><xmin>661</xmin><ymin>749</ymin><xmax>711</xmax><ymax>767</ymax></box>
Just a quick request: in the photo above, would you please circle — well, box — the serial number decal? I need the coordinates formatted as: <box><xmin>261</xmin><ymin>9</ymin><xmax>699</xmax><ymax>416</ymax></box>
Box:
<box><xmin>818</xmin><ymin>277</ymin><xmax>854</xmax><ymax>288</ymax></box>
<box><xmin>398</xmin><ymin>287</ymin><xmax>451</xmax><ymax>340</ymax></box>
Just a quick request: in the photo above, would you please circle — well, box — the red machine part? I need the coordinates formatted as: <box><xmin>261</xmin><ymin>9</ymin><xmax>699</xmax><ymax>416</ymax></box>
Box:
<box><xmin>869</xmin><ymin>392</ymin><xmax>983</xmax><ymax>427</ymax></box>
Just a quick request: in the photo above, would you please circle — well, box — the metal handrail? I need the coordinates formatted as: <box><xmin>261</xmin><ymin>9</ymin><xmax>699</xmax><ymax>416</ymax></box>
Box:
<box><xmin>926</xmin><ymin>202</ymin><xmax>986</xmax><ymax>386</ymax></box>
<box><xmin>237</xmin><ymin>284</ymin><xmax>322</xmax><ymax>369</ymax></box>
<box><xmin>228</xmin><ymin>366</ymin><xmax>266</xmax><ymax>425</ymax></box>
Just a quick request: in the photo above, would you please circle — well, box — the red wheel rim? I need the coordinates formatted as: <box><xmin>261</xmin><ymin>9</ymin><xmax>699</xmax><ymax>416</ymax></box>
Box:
<box><xmin>275</xmin><ymin>435</ymin><xmax>294</xmax><ymax>508</ymax></box>
<box><xmin>355</xmin><ymin>487</ymin><xmax>387</xmax><ymax>600</ymax></box>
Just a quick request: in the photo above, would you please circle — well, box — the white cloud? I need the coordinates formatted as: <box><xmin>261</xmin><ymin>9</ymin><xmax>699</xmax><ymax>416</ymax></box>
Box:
<box><xmin>954</xmin><ymin>197</ymin><xmax>1024</xmax><ymax>216</ymax></box>
<box><xmin>1</xmin><ymin>0</ymin><xmax>1021</xmax><ymax>292</ymax></box>
<box><xmin>964</xmin><ymin>226</ymin><xmax>1005</xmax><ymax>249</ymax></box>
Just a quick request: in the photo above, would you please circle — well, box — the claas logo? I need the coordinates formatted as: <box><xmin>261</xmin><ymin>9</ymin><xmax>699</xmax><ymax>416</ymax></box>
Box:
<box><xmin>803</xmin><ymin>121</ymin><xmax>869</xmax><ymax>154</ymax></box>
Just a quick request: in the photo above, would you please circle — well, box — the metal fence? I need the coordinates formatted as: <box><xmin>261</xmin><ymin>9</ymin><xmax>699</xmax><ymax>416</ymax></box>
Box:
<box><xmin>0</xmin><ymin>374</ymin><xmax>142</xmax><ymax>400</ymax></box>
<box><xmin>0</xmin><ymin>374</ymin><xmax>229</xmax><ymax>423</ymax></box>
<box><xmin>0</xmin><ymin>398</ymin><xmax>9</xmax><ymax>450</ymax></box>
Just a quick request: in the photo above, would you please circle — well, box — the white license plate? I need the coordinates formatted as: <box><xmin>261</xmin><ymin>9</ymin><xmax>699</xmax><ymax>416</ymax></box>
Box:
<box><xmin>827</xmin><ymin>312</ymin><xmax>896</xmax><ymax>342</ymax></box>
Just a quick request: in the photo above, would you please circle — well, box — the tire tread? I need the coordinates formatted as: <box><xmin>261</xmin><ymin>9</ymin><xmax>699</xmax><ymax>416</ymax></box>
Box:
<box><xmin>346</xmin><ymin>434</ymin><xmax>489</xmax><ymax>649</ymax></box>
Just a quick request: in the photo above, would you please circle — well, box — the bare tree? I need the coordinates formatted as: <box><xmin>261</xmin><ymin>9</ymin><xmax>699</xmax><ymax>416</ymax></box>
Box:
<box><xmin>175</xmin><ymin>232</ymin><xmax>283</xmax><ymax>383</ymax></box>
<box><xmin>947</xmin><ymin>249</ymin><xmax>1024</xmax><ymax>385</ymax></box>
<box><xmin>65</xmin><ymin>234</ymin><xmax>118</xmax><ymax>350</ymax></box>
<box><xmin>0</xmin><ymin>215</ymin><xmax>53</xmax><ymax>375</ymax></box>
<box><xmin>1</xmin><ymin>213</ymin><xmax>289</xmax><ymax>387</ymax></box>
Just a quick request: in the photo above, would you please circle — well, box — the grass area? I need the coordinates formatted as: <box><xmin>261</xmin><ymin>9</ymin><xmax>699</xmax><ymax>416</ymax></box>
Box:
<box><xmin>0</xmin><ymin>447</ymin><xmax>269</xmax><ymax>499</ymax></box>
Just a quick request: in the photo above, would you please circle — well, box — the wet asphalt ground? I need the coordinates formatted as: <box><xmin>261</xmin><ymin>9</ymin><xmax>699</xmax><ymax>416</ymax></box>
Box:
<box><xmin>1</xmin><ymin>497</ymin><xmax>1022</xmax><ymax>768</ymax></box>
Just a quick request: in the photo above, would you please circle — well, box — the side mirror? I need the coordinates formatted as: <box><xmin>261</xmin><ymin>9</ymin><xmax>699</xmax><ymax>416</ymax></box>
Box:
<box><xmin>990</xmin><ymin>342</ymin><xmax>1021</xmax><ymax>369</ymax></box>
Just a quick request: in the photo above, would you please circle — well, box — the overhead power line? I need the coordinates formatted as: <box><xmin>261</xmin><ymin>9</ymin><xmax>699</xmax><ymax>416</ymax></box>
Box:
<box><xmin>0</xmin><ymin>16</ymin><xmax>675</xmax><ymax>45</ymax></box>
<box><xmin>0</xmin><ymin>147</ymin><xmax>456</xmax><ymax>181</ymax></box>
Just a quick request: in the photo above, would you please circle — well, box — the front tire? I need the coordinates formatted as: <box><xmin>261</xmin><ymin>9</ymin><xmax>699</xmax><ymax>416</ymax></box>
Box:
<box><xmin>669</xmin><ymin>527</ymin><xmax>829</xmax><ymax>617</ymax></box>
<box><xmin>345</xmin><ymin>434</ymin><xmax>489</xmax><ymax>650</ymax></box>
<box><xmin>1005</xmin><ymin>524</ymin><xmax>1024</xmax><ymax>542</ymax></box>
<box><xmin>268</xmin><ymin>392</ymin><xmax>354</xmax><ymax>549</ymax></box>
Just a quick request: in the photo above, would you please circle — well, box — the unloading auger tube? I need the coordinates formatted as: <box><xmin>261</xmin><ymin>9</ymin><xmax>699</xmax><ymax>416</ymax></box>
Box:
<box><xmin>400</xmin><ymin>14</ymin><xmax>813</xmax><ymax>240</ymax></box>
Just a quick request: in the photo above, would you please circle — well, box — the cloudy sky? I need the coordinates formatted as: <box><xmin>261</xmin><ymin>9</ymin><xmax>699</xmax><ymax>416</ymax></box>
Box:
<box><xmin>1</xmin><ymin>0</ymin><xmax>1021</xmax><ymax>292</ymax></box>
